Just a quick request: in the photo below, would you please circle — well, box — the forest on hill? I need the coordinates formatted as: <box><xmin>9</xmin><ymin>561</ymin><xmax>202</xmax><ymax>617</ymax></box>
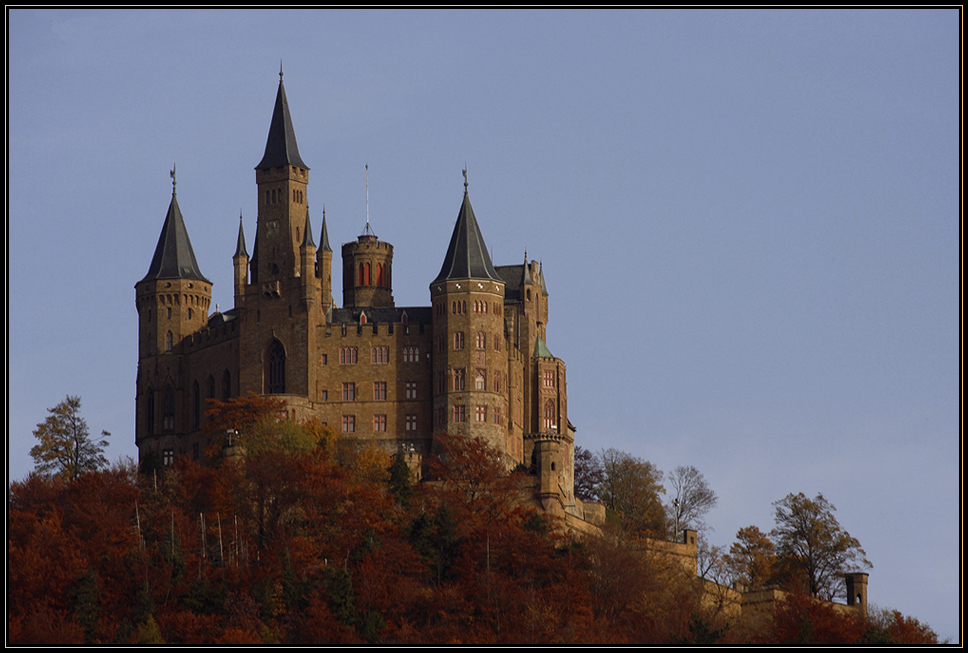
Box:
<box><xmin>8</xmin><ymin>396</ymin><xmax>938</xmax><ymax>645</ymax></box>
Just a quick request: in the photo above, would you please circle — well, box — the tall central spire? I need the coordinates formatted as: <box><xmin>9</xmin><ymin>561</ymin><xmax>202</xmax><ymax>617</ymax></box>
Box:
<box><xmin>256</xmin><ymin>66</ymin><xmax>308</xmax><ymax>170</ymax></box>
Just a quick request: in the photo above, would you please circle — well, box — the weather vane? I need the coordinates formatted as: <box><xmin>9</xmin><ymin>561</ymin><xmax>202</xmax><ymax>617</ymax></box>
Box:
<box><xmin>170</xmin><ymin>164</ymin><xmax>176</xmax><ymax>193</ymax></box>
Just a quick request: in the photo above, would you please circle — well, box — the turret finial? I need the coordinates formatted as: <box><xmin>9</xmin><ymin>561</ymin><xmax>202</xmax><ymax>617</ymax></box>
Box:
<box><xmin>170</xmin><ymin>163</ymin><xmax>176</xmax><ymax>194</ymax></box>
<box><xmin>462</xmin><ymin>164</ymin><xmax>468</xmax><ymax>191</ymax></box>
<box><xmin>279</xmin><ymin>59</ymin><xmax>284</xmax><ymax>81</ymax></box>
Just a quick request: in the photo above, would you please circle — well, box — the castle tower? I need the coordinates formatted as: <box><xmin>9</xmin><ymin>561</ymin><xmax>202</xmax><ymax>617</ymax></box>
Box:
<box><xmin>252</xmin><ymin>68</ymin><xmax>310</xmax><ymax>285</ymax></box>
<box><xmin>342</xmin><ymin>230</ymin><xmax>394</xmax><ymax>308</ymax></box>
<box><xmin>845</xmin><ymin>573</ymin><xmax>869</xmax><ymax>614</ymax></box>
<box><xmin>134</xmin><ymin>171</ymin><xmax>211</xmax><ymax>457</ymax></box>
<box><xmin>430</xmin><ymin>178</ymin><xmax>510</xmax><ymax>458</ymax></box>
<box><xmin>300</xmin><ymin>206</ymin><xmax>318</xmax><ymax>304</ymax></box>
<box><xmin>233</xmin><ymin>213</ymin><xmax>249</xmax><ymax>302</ymax></box>
<box><xmin>317</xmin><ymin>208</ymin><xmax>333</xmax><ymax>312</ymax></box>
<box><xmin>236</xmin><ymin>71</ymin><xmax>322</xmax><ymax>400</ymax></box>
<box><xmin>527</xmin><ymin>335</ymin><xmax>573</xmax><ymax>511</ymax></box>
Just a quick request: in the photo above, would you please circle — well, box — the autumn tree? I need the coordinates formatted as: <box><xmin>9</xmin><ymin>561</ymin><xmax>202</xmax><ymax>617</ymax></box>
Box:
<box><xmin>722</xmin><ymin>525</ymin><xmax>776</xmax><ymax>591</ymax></box>
<box><xmin>573</xmin><ymin>446</ymin><xmax>604</xmax><ymax>502</ymax></box>
<box><xmin>598</xmin><ymin>448</ymin><xmax>666</xmax><ymax>538</ymax></box>
<box><xmin>770</xmin><ymin>492</ymin><xmax>871</xmax><ymax>600</ymax></box>
<box><xmin>665</xmin><ymin>465</ymin><xmax>717</xmax><ymax>541</ymax></box>
<box><xmin>29</xmin><ymin>395</ymin><xmax>109</xmax><ymax>481</ymax></box>
<box><xmin>862</xmin><ymin>607</ymin><xmax>940</xmax><ymax>645</ymax></box>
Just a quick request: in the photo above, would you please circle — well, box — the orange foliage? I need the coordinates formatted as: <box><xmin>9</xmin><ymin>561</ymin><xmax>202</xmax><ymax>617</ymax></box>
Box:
<box><xmin>7</xmin><ymin>437</ymin><xmax>940</xmax><ymax>646</ymax></box>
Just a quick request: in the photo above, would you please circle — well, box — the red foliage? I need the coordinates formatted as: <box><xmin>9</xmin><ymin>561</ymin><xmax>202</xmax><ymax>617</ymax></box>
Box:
<box><xmin>770</xmin><ymin>590</ymin><xmax>866</xmax><ymax>645</ymax></box>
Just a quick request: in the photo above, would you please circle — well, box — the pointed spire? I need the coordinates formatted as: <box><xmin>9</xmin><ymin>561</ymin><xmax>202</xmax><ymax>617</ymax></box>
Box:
<box><xmin>432</xmin><ymin>176</ymin><xmax>501</xmax><ymax>284</ymax></box>
<box><xmin>234</xmin><ymin>212</ymin><xmax>249</xmax><ymax>258</ymax></box>
<box><xmin>522</xmin><ymin>253</ymin><xmax>533</xmax><ymax>286</ymax></box>
<box><xmin>140</xmin><ymin>178</ymin><xmax>210</xmax><ymax>283</ymax></box>
<box><xmin>255</xmin><ymin>71</ymin><xmax>308</xmax><ymax>170</ymax></box>
<box><xmin>302</xmin><ymin>205</ymin><xmax>316</xmax><ymax>248</ymax></box>
<box><xmin>320</xmin><ymin>206</ymin><xmax>332</xmax><ymax>252</ymax></box>
<box><xmin>539</xmin><ymin>260</ymin><xmax>549</xmax><ymax>296</ymax></box>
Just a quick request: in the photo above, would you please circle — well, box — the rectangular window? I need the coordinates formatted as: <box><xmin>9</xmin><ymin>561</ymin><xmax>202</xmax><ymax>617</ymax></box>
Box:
<box><xmin>342</xmin><ymin>382</ymin><xmax>356</xmax><ymax>401</ymax></box>
<box><xmin>475</xmin><ymin>405</ymin><xmax>487</xmax><ymax>423</ymax></box>
<box><xmin>373</xmin><ymin>381</ymin><xmax>387</xmax><ymax>401</ymax></box>
<box><xmin>406</xmin><ymin>414</ymin><xmax>417</xmax><ymax>431</ymax></box>
<box><xmin>342</xmin><ymin>415</ymin><xmax>355</xmax><ymax>432</ymax></box>
<box><xmin>163</xmin><ymin>449</ymin><xmax>174</xmax><ymax>466</ymax></box>
<box><xmin>453</xmin><ymin>368</ymin><xmax>465</xmax><ymax>391</ymax></box>
<box><xmin>403</xmin><ymin>346</ymin><xmax>419</xmax><ymax>363</ymax></box>
<box><xmin>436</xmin><ymin>371</ymin><xmax>446</xmax><ymax>394</ymax></box>
<box><xmin>453</xmin><ymin>405</ymin><xmax>466</xmax><ymax>423</ymax></box>
<box><xmin>340</xmin><ymin>347</ymin><xmax>358</xmax><ymax>364</ymax></box>
<box><xmin>405</xmin><ymin>381</ymin><xmax>417</xmax><ymax>400</ymax></box>
<box><xmin>321</xmin><ymin>353</ymin><xmax>328</xmax><ymax>365</ymax></box>
<box><xmin>321</xmin><ymin>390</ymin><xmax>328</xmax><ymax>402</ymax></box>
<box><xmin>476</xmin><ymin>332</ymin><xmax>486</xmax><ymax>349</ymax></box>
<box><xmin>454</xmin><ymin>332</ymin><xmax>464</xmax><ymax>350</ymax></box>
<box><xmin>544</xmin><ymin>370</ymin><xmax>556</xmax><ymax>388</ymax></box>
<box><xmin>374</xmin><ymin>414</ymin><xmax>387</xmax><ymax>432</ymax></box>
<box><xmin>494</xmin><ymin>407</ymin><xmax>502</xmax><ymax>425</ymax></box>
<box><xmin>494</xmin><ymin>371</ymin><xmax>502</xmax><ymax>393</ymax></box>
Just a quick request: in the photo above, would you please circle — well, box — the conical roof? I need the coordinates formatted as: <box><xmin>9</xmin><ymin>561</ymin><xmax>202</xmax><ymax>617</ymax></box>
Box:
<box><xmin>432</xmin><ymin>190</ymin><xmax>500</xmax><ymax>284</ymax></box>
<box><xmin>140</xmin><ymin>191</ymin><xmax>210</xmax><ymax>284</ymax></box>
<box><xmin>533</xmin><ymin>336</ymin><xmax>555</xmax><ymax>359</ymax></box>
<box><xmin>320</xmin><ymin>209</ymin><xmax>332</xmax><ymax>252</ymax></box>
<box><xmin>302</xmin><ymin>206</ymin><xmax>316</xmax><ymax>248</ymax></box>
<box><xmin>255</xmin><ymin>73</ymin><xmax>308</xmax><ymax>170</ymax></box>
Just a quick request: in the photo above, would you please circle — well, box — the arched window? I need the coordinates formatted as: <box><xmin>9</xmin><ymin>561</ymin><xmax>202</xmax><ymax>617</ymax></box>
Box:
<box><xmin>359</xmin><ymin>263</ymin><xmax>365</xmax><ymax>286</ymax></box>
<box><xmin>165</xmin><ymin>331</ymin><xmax>173</xmax><ymax>352</ymax></box>
<box><xmin>266</xmin><ymin>339</ymin><xmax>286</xmax><ymax>394</ymax></box>
<box><xmin>192</xmin><ymin>381</ymin><xmax>201</xmax><ymax>430</ymax></box>
<box><xmin>222</xmin><ymin>370</ymin><xmax>231</xmax><ymax>400</ymax></box>
<box><xmin>543</xmin><ymin>399</ymin><xmax>556</xmax><ymax>432</ymax></box>
<box><xmin>365</xmin><ymin>262</ymin><xmax>371</xmax><ymax>286</ymax></box>
<box><xmin>163</xmin><ymin>386</ymin><xmax>175</xmax><ymax>431</ymax></box>
<box><xmin>146</xmin><ymin>386</ymin><xmax>155</xmax><ymax>436</ymax></box>
<box><xmin>208</xmin><ymin>375</ymin><xmax>216</xmax><ymax>400</ymax></box>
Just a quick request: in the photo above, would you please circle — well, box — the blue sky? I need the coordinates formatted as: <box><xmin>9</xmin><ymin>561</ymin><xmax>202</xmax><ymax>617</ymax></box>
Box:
<box><xmin>7</xmin><ymin>8</ymin><xmax>959</xmax><ymax>640</ymax></box>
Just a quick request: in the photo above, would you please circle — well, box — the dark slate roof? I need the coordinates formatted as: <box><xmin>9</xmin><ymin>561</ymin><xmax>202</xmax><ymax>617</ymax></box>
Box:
<box><xmin>320</xmin><ymin>211</ymin><xmax>332</xmax><ymax>252</ymax></box>
<box><xmin>495</xmin><ymin>264</ymin><xmax>525</xmax><ymax>302</ymax></box>
<box><xmin>140</xmin><ymin>192</ymin><xmax>210</xmax><ymax>283</ymax></box>
<box><xmin>329</xmin><ymin>306</ymin><xmax>432</xmax><ymax>325</ymax></box>
<box><xmin>255</xmin><ymin>76</ymin><xmax>308</xmax><ymax>170</ymax></box>
<box><xmin>302</xmin><ymin>206</ymin><xmax>316</xmax><ymax>248</ymax></box>
<box><xmin>432</xmin><ymin>191</ymin><xmax>501</xmax><ymax>284</ymax></box>
<box><xmin>539</xmin><ymin>262</ymin><xmax>549</xmax><ymax>296</ymax></box>
<box><xmin>234</xmin><ymin>214</ymin><xmax>249</xmax><ymax>259</ymax></box>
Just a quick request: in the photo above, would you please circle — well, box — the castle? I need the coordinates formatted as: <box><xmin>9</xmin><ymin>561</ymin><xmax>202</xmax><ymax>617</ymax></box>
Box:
<box><xmin>134</xmin><ymin>73</ymin><xmax>876</xmax><ymax>622</ymax></box>
<box><xmin>134</xmin><ymin>72</ymin><xmax>578</xmax><ymax>516</ymax></box>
